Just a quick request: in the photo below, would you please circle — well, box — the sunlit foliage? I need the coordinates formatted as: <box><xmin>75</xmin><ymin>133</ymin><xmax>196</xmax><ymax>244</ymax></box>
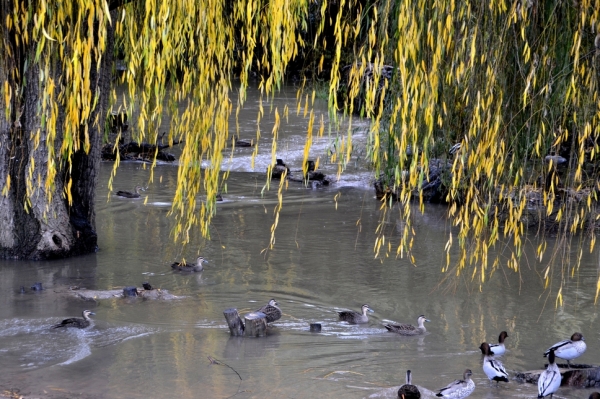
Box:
<box><xmin>2</xmin><ymin>0</ymin><xmax>600</xmax><ymax>298</ymax></box>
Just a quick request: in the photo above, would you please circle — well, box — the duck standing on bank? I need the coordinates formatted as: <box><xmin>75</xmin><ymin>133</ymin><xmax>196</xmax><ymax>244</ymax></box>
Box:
<box><xmin>337</xmin><ymin>304</ymin><xmax>374</xmax><ymax>324</ymax></box>
<box><xmin>171</xmin><ymin>256</ymin><xmax>207</xmax><ymax>272</ymax></box>
<box><xmin>385</xmin><ymin>315</ymin><xmax>430</xmax><ymax>336</ymax></box>
<box><xmin>480</xmin><ymin>342</ymin><xmax>509</xmax><ymax>384</ymax></box>
<box><xmin>538</xmin><ymin>348</ymin><xmax>562</xmax><ymax>398</ymax></box>
<box><xmin>489</xmin><ymin>331</ymin><xmax>509</xmax><ymax>356</ymax></box>
<box><xmin>116</xmin><ymin>185</ymin><xmax>145</xmax><ymax>198</ymax></box>
<box><xmin>543</xmin><ymin>332</ymin><xmax>586</xmax><ymax>369</ymax></box>
<box><xmin>256</xmin><ymin>299</ymin><xmax>282</xmax><ymax>323</ymax></box>
<box><xmin>398</xmin><ymin>370</ymin><xmax>421</xmax><ymax>399</ymax></box>
<box><xmin>435</xmin><ymin>369</ymin><xmax>475</xmax><ymax>398</ymax></box>
<box><xmin>52</xmin><ymin>310</ymin><xmax>95</xmax><ymax>329</ymax></box>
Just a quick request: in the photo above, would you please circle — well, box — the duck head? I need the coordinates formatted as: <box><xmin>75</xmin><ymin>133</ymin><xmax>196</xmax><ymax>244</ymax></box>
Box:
<box><xmin>361</xmin><ymin>304</ymin><xmax>374</xmax><ymax>315</ymax></box>
<box><xmin>82</xmin><ymin>310</ymin><xmax>96</xmax><ymax>320</ymax></box>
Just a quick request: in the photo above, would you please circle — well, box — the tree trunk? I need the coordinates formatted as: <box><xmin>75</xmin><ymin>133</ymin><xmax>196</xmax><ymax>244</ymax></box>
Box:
<box><xmin>0</xmin><ymin>11</ymin><xmax>114</xmax><ymax>260</ymax></box>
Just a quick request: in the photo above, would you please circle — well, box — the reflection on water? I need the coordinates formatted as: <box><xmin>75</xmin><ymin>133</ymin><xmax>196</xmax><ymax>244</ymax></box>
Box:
<box><xmin>0</xmin><ymin>89</ymin><xmax>598</xmax><ymax>398</ymax></box>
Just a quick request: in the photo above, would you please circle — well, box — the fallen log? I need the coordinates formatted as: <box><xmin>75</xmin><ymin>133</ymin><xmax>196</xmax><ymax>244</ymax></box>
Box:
<box><xmin>515</xmin><ymin>364</ymin><xmax>600</xmax><ymax>388</ymax></box>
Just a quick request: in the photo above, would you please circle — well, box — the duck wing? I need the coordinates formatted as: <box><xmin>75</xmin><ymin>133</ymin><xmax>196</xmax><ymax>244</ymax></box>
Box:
<box><xmin>435</xmin><ymin>379</ymin><xmax>465</xmax><ymax>397</ymax></box>
<box><xmin>52</xmin><ymin>317</ymin><xmax>82</xmax><ymax>328</ymax></box>
<box><xmin>544</xmin><ymin>339</ymin><xmax>571</xmax><ymax>356</ymax></box>
<box><xmin>484</xmin><ymin>358</ymin><xmax>509</xmax><ymax>382</ymax></box>
<box><xmin>337</xmin><ymin>310</ymin><xmax>359</xmax><ymax>322</ymax></box>
<box><xmin>256</xmin><ymin>304</ymin><xmax>282</xmax><ymax>323</ymax></box>
<box><xmin>384</xmin><ymin>323</ymin><xmax>419</xmax><ymax>335</ymax></box>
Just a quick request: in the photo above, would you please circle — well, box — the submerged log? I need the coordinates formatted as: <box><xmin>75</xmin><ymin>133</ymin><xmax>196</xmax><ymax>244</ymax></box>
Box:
<box><xmin>223</xmin><ymin>308</ymin><xmax>245</xmax><ymax>336</ymax></box>
<box><xmin>244</xmin><ymin>311</ymin><xmax>267</xmax><ymax>337</ymax></box>
<box><xmin>122</xmin><ymin>286</ymin><xmax>139</xmax><ymax>297</ymax></box>
<box><xmin>515</xmin><ymin>364</ymin><xmax>600</xmax><ymax>388</ymax></box>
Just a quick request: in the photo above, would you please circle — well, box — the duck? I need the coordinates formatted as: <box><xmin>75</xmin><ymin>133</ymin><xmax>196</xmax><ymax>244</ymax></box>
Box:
<box><xmin>116</xmin><ymin>185</ymin><xmax>145</xmax><ymax>198</ymax></box>
<box><xmin>385</xmin><ymin>315</ymin><xmax>430</xmax><ymax>336</ymax></box>
<box><xmin>480</xmin><ymin>342</ymin><xmax>509</xmax><ymax>384</ymax></box>
<box><xmin>589</xmin><ymin>393</ymin><xmax>600</xmax><ymax>399</ymax></box>
<box><xmin>489</xmin><ymin>331</ymin><xmax>509</xmax><ymax>356</ymax></box>
<box><xmin>52</xmin><ymin>310</ymin><xmax>95</xmax><ymax>329</ymax></box>
<box><xmin>435</xmin><ymin>369</ymin><xmax>475</xmax><ymax>398</ymax></box>
<box><xmin>538</xmin><ymin>348</ymin><xmax>562</xmax><ymax>398</ymax></box>
<box><xmin>271</xmin><ymin>159</ymin><xmax>290</xmax><ymax>179</ymax></box>
<box><xmin>337</xmin><ymin>304</ymin><xmax>374</xmax><ymax>324</ymax></box>
<box><xmin>256</xmin><ymin>299</ymin><xmax>282</xmax><ymax>323</ymax></box>
<box><xmin>398</xmin><ymin>370</ymin><xmax>421</xmax><ymax>399</ymax></box>
<box><xmin>171</xmin><ymin>256</ymin><xmax>207</xmax><ymax>272</ymax></box>
<box><xmin>543</xmin><ymin>332</ymin><xmax>586</xmax><ymax>368</ymax></box>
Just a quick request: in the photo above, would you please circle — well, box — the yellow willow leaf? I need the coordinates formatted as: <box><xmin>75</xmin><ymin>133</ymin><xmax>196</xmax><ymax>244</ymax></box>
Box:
<box><xmin>42</xmin><ymin>26</ymin><xmax>55</xmax><ymax>42</ymax></box>
<box><xmin>1</xmin><ymin>175</ymin><xmax>10</xmax><ymax>196</ymax></box>
<box><xmin>102</xmin><ymin>0</ymin><xmax>112</xmax><ymax>25</ymax></box>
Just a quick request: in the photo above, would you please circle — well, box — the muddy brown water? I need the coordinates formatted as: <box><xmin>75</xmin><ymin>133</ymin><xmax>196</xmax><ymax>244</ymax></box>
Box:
<box><xmin>0</xmin><ymin>87</ymin><xmax>598</xmax><ymax>398</ymax></box>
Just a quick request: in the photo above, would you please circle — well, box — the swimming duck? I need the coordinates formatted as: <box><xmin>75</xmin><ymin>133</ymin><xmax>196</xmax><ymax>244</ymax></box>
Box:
<box><xmin>480</xmin><ymin>342</ymin><xmax>509</xmax><ymax>384</ymax></box>
<box><xmin>589</xmin><ymin>392</ymin><xmax>600</xmax><ymax>399</ymax></box>
<box><xmin>171</xmin><ymin>256</ymin><xmax>207</xmax><ymax>272</ymax></box>
<box><xmin>116</xmin><ymin>185</ymin><xmax>144</xmax><ymax>198</ymax></box>
<box><xmin>398</xmin><ymin>370</ymin><xmax>421</xmax><ymax>399</ymax></box>
<box><xmin>271</xmin><ymin>159</ymin><xmax>290</xmax><ymax>179</ymax></box>
<box><xmin>538</xmin><ymin>348</ymin><xmax>562</xmax><ymax>398</ymax></box>
<box><xmin>256</xmin><ymin>299</ymin><xmax>282</xmax><ymax>323</ymax></box>
<box><xmin>337</xmin><ymin>304</ymin><xmax>374</xmax><ymax>324</ymax></box>
<box><xmin>52</xmin><ymin>310</ymin><xmax>95</xmax><ymax>329</ymax></box>
<box><xmin>435</xmin><ymin>369</ymin><xmax>475</xmax><ymax>398</ymax></box>
<box><xmin>489</xmin><ymin>331</ymin><xmax>509</xmax><ymax>356</ymax></box>
<box><xmin>544</xmin><ymin>332</ymin><xmax>586</xmax><ymax>369</ymax></box>
<box><xmin>385</xmin><ymin>315</ymin><xmax>430</xmax><ymax>336</ymax></box>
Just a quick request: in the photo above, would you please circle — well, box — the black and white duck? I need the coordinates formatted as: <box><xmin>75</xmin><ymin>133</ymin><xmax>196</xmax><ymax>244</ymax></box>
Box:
<box><xmin>538</xmin><ymin>348</ymin><xmax>562</xmax><ymax>398</ymax></box>
<box><xmin>385</xmin><ymin>315</ymin><xmax>430</xmax><ymax>336</ymax></box>
<box><xmin>338</xmin><ymin>304</ymin><xmax>374</xmax><ymax>324</ymax></box>
<box><xmin>116</xmin><ymin>185</ymin><xmax>145</xmax><ymax>198</ymax></box>
<box><xmin>256</xmin><ymin>299</ymin><xmax>282</xmax><ymax>323</ymax></box>
<box><xmin>435</xmin><ymin>369</ymin><xmax>475</xmax><ymax>398</ymax></box>
<box><xmin>543</xmin><ymin>332</ymin><xmax>586</xmax><ymax>369</ymax></box>
<box><xmin>398</xmin><ymin>370</ymin><xmax>421</xmax><ymax>399</ymax></box>
<box><xmin>52</xmin><ymin>310</ymin><xmax>95</xmax><ymax>329</ymax></box>
<box><xmin>489</xmin><ymin>331</ymin><xmax>509</xmax><ymax>356</ymax></box>
<box><xmin>480</xmin><ymin>342</ymin><xmax>509</xmax><ymax>384</ymax></box>
<box><xmin>171</xmin><ymin>256</ymin><xmax>207</xmax><ymax>272</ymax></box>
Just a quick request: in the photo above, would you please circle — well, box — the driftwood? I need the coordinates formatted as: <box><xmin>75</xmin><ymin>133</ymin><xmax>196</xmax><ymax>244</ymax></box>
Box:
<box><xmin>223</xmin><ymin>308</ymin><xmax>245</xmax><ymax>336</ymax></box>
<box><xmin>244</xmin><ymin>312</ymin><xmax>267</xmax><ymax>337</ymax></box>
<box><xmin>64</xmin><ymin>287</ymin><xmax>181</xmax><ymax>301</ymax></box>
<box><xmin>514</xmin><ymin>364</ymin><xmax>600</xmax><ymax>388</ymax></box>
<box><xmin>101</xmin><ymin>137</ymin><xmax>182</xmax><ymax>162</ymax></box>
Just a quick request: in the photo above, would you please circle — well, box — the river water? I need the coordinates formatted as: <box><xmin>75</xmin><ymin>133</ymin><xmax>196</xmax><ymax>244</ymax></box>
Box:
<box><xmin>0</xmin><ymin>86</ymin><xmax>598</xmax><ymax>398</ymax></box>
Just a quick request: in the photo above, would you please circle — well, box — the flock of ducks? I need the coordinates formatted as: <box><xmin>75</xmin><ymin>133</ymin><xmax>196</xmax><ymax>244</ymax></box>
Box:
<box><xmin>334</xmin><ymin>304</ymin><xmax>597</xmax><ymax>398</ymax></box>
<box><xmin>391</xmin><ymin>331</ymin><xmax>592</xmax><ymax>399</ymax></box>
<box><xmin>50</xmin><ymin>274</ymin><xmax>596</xmax><ymax>399</ymax></box>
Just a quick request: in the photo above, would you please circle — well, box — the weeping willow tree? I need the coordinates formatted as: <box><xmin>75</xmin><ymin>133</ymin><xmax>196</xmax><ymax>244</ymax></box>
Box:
<box><xmin>1</xmin><ymin>0</ymin><xmax>599</xmax><ymax>301</ymax></box>
<box><xmin>348</xmin><ymin>0</ymin><xmax>600</xmax><ymax>301</ymax></box>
